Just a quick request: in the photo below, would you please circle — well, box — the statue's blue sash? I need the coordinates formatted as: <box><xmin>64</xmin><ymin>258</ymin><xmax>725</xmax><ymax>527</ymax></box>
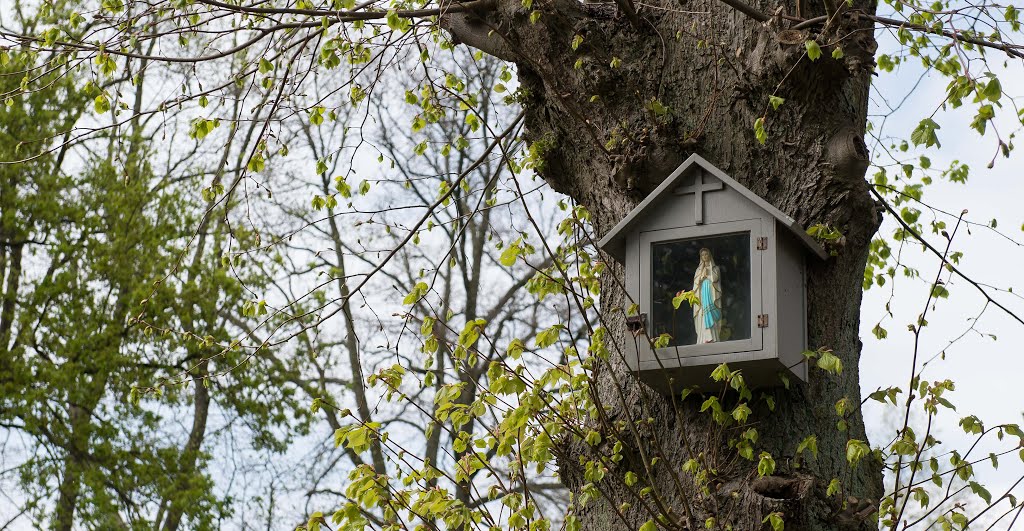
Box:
<box><xmin>700</xmin><ymin>278</ymin><xmax>721</xmax><ymax>329</ymax></box>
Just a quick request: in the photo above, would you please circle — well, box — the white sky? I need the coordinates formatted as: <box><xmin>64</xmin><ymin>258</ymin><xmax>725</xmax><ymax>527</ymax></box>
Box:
<box><xmin>860</xmin><ymin>31</ymin><xmax>1024</xmax><ymax>512</ymax></box>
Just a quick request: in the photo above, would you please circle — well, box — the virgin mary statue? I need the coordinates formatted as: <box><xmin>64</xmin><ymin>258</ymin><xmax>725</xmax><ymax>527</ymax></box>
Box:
<box><xmin>692</xmin><ymin>248</ymin><xmax>722</xmax><ymax>344</ymax></box>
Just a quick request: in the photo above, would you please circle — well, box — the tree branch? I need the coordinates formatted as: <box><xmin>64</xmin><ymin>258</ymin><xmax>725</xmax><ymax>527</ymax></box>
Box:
<box><xmin>712</xmin><ymin>0</ymin><xmax>771</xmax><ymax>23</ymax></box>
<box><xmin>441</xmin><ymin>4</ymin><xmax>517</xmax><ymax>62</ymax></box>
<box><xmin>870</xmin><ymin>187</ymin><xmax>1024</xmax><ymax>327</ymax></box>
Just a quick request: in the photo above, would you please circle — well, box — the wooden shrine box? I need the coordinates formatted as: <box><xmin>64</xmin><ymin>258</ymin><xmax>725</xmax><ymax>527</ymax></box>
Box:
<box><xmin>598</xmin><ymin>155</ymin><xmax>827</xmax><ymax>393</ymax></box>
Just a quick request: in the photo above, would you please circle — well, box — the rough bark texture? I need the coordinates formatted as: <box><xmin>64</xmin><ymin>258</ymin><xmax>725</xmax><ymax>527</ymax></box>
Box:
<box><xmin>450</xmin><ymin>0</ymin><xmax>884</xmax><ymax>529</ymax></box>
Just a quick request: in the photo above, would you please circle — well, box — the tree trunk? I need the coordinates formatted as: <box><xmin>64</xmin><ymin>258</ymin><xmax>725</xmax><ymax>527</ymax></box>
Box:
<box><xmin>53</xmin><ymin>404</ymin><xmax>87</xmax><ymax>531</ymax></box>
<box><xmin>162</xmin><ymin>361</ymin><xmax>211</xmax><ymax>531</ymax></box>
<box><xmin>449</xmin><ymin>1</ymin><xmax>884</xmax><ymax>528</ymax></box>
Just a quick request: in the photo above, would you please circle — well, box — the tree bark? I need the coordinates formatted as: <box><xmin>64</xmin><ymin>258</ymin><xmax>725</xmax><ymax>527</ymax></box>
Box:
<box><xmin>53</xmin><ymin>404</ymin><xmax>87</xmax><ymax>531</ymax></box>
<box><xmin>449</xmin><ymin>0</ymin><xmax>884</xmax><ymax>528</ymax></box>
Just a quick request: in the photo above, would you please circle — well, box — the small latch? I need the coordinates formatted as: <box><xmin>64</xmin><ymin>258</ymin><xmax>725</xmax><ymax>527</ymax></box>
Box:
<box><xmin>757</xmin><ymin>314</ymin><xmax>769</xmax><ymax>328</ymax></box>
<box><xmin>626</xmin><ymin>313</ymin><xmax>647</xmax><ymax>334</ymax></box>
<box><xmin>756</xmin><ymin>237</ymin><xmax>768</xmax><ymax>250</ymax></box>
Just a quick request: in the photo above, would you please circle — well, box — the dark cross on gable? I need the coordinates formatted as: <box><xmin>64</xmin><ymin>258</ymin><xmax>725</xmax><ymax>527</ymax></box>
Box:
<box><xmin>672</xmin><ymin>169</ymin><xmax>723</xmax><ymax>224</ymax></box>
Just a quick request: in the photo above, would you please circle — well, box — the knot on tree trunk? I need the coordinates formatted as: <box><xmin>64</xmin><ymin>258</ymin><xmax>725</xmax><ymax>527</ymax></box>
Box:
<box><xmin>826</xmin><ymin>126</ymin><xmax>870</xmax><ymax>181</ymax></box>
<box><xmin>751</xmin><ymin>474</ymin><xmax>814</xmax><ymax>500</ymax></box>
<box><xmin>440</xmin><ymin>0</ymin><xmax>516</xmax><ymax>62</ymax></box>
<box><xmin>834</xmin><ymin>495</ymin><xmax>880</xmax><ymax>529</ymax></box>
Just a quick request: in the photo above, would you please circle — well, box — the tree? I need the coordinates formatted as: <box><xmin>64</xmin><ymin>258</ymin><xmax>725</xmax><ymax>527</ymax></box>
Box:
<box><xmin>251</xmin><ymin>51</ymin><xmax>573</xmax><ymax>523</ymax></box>
<box><xmin>0</xmin><ymin>5</ymin><xmax>314</xmax><ymax>529</ymax></box>
<box><xmin>444</xmin><ymin>4</ymin><xmax>886</xmax><ymax>529</ymax></box>
<box><xmin>2</xmin><ymin>0</ymin><xmax>1022</xmax><ymax>529</ymax></box>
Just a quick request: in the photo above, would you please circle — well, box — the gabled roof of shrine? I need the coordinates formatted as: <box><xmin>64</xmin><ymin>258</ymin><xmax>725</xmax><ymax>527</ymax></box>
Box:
<box><xmin>597</xmin><ymin>154</ymin><xmax>828</xmax><ymax>261</ymax></box>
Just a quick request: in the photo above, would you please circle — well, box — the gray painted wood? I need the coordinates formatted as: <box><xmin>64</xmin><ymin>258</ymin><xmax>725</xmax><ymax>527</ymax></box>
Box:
<box><xmin>776</xmin><ymin>228</ymin><xmax>810</xmax><ymax>382</ymax></box>
<box><xmin>598</xmin><ymin>154</ymin><xmax>828</xmax><ymax>262</ymax></box>
<box><xmin>601</xmin><ymin>155</ymin><xmax>820</xmax><ymax>392</ymax></box>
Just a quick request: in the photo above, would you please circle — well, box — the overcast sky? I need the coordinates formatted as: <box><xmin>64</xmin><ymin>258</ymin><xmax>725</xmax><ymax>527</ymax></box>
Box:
<box><xmin>860</xmin><ymin>30</ymin><xmax>1024</xmax><ymax>508</ymax></box>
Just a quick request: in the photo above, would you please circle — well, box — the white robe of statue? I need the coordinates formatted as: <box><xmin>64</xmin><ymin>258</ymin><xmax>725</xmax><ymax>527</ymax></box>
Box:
<box><xmin>692</xmin><ymin>248</ymin><xmax>722</xmax><ymax>344</ymax></box>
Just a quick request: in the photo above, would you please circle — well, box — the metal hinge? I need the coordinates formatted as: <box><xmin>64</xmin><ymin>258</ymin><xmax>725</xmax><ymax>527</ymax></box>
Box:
<box><xmin>626</xmin><ymin>313</ymin><xmax>647</xmax><ymax>334</ymax></box>
<box><xmin>756</xmin><ymin>237</ymin><xmax>768</xmax><ymax>250</ymax></box>
<box><xmin>757</xmin><ymin>314</ymin><xmax>769</xmax><ymax>328</ymax></box>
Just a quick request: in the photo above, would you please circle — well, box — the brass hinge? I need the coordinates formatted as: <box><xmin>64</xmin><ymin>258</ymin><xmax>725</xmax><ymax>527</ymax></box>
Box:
<box><xmin>756</xmin><ymin>237</ymin><xmax>768</xmax><ymax>250</ymax></box>
<box><xmin>757</xmin><ymin>314</ymin><xmax>769</xmax><ymax>328</ymax></box>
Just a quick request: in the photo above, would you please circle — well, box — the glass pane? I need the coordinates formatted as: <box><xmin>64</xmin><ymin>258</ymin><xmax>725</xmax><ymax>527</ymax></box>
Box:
<box><xmin>650</xmin><ymin>232</ymin><xmax>752</xmax><ymax>347</ymax></box>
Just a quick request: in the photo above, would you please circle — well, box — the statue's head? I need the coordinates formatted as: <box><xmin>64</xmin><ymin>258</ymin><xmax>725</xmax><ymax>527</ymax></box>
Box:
<box><xmin>699</xmin><ymin>248</ymin><xmax>712</xmax><ymax>264</ymax></box>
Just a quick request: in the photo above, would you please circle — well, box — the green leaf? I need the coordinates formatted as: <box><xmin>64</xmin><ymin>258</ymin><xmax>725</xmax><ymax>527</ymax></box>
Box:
<box><xmin>868</xmin><ymin>387</ymin><xmax>900</xmax><ymax>405</ymax></box>
<box><xmin>639</xmin><ymin>520</ymin><xmax>657</xmax><ymax>531</ymax></box>
<box><xmin>758</xmin><ymin>452</ymin><xmax>776</xmax><ymax>477</ymax></box>
<box><xmin>972</xmin><ymin>104</ymin><xmax>995</xmax><ymax>134</ymax></box>
<box><xmin>846</xmin><ymin>439</ymin><xmax>871</xmax><ymax>466</ymax></box>
<box><xmin>982</xmin><ymin>78</ymin><xmax>1002</xmax><ymax>102</ymax></box>
<box><xmin>499</xmin><ymin>242</ymin><xmax>521</xmax><ymax>267</ymax></box>
<box><xmin>403</xmin><ymin>281</ymin><xmax>429</xmax><ymax>305</ymax></box>
<box><xmin>910</xmin><ymin>118</ymin><xmax>941</xmax><ymax>148</ymax></box>
<box><xmin>732</xmin><ymin>403</ymin><xmax>752</xmax><ymax>423</ymax></box>
<box><xmin>877</xmin><ymin>54</ymin><xmax>895</xmax><ymax>72</ymax></box>
<box><xmin>94</xmin><ymin>94</ymin><xmax>110</xmax><ymax>114</ymax></box>
<box><xmin>386</xmin><ymin>10</ymin><xmax>411</xmax><ymax>32</ymax></box>
<box><xmin>310</xmin><ymin>106</ymin><xmax>324</xmax><ymax>126</ymax></box>
<box><xmin>805</xmin><ymin>40</ymin><xmax>822</xmax><ymax>61</ymax></box>
<box><xmin>872</xmin><ymin>324</ymin><xmax>888</xmax><ymax>339</ymax></box>
<box><xmin>506</xmin><ymin>338</ymin><xmax>526</xmax><ymax>359</ymax></box>
<box><xmin>892</xmin><ymin>436</ymin><xmax>917</xmax><ymax>456</ymax></box>
<box><xmin>458</xmin><ymin>319</ymin><xmax>486</xmax><ymax>349</ymax></box>
<box><xmin>335</xmin><ymin>176</ymin><xmax>352</xmax><ymax>198</ymax></box>
<box><xmin>835</xmin><ymin>397</ymin><xmax>850</xmax><ymax>417</ymax></box>
<box><xmin>769</xmin><ymin>95</ymin><xmax>785</xmax><ymax>110</ymax></box>
<box><xmin>970</xmin><ymin>481</ymin><xmax>993</xmax><ymax>504</ymax></box>
<box><xmin>763</xmin><ymin>512</ymin><xmax>784</xmax><ymax>531</ymax></box>
<box><xmin>646</xmin><ymin>98</ymin><xmax>670</xmax><ymax>116</ymax></box>
<box><xmin>960</xmin><ymin>415</ymin><xmax>984</xmax><ymax>434</ymax></box>
<box><xmin>654</xmin><ymin>333</ymin><xmax>672</xmax><ymax>348</ymax></box>
<box><xmin>796</xmin><ymin>435</ymin><xmax>818</xmax><ymax>459</ymax></box>
<box><xmin>672</xmin><ymin>290</ymin><xmax>697</xmax><ymax>309</ymax></box>
<box><xmin>535</xmin><ymin>324</ymin><xmax>563</xmax><ymax>348</ymax></box>
<box><xmin>912</xmin><ymin>487</ymin><xmax>930</xmax><ymax>508</ymax></box>
<box><xmin>816</xmin><ymin>350</ymin><xmax>843</xmax><ymax>374</ymax></box>
<box><xmin>826</xmin><ymin>478</ymin><xmax>841</xmax><ymax>497</ymax></box>
<box><xmin>308</xmin><ymin>511</ymin><xmax>325</xmax><ymax>531</ymax></box>
<box><xmin>754</xmin><ymin>117</ymin><xmax>767</xmax><ymax>144</ymax></box>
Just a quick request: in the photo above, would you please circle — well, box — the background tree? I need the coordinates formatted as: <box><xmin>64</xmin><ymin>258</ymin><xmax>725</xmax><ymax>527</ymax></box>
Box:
<box><xmin>0</xmin><ymin>5</ymin><xmax>313</xmax><ymax>529</ymax></box>
<box><xmin>242</xmin><ymin>51</ymin><xmax>575</xmax><ymax>525</ymax></box>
